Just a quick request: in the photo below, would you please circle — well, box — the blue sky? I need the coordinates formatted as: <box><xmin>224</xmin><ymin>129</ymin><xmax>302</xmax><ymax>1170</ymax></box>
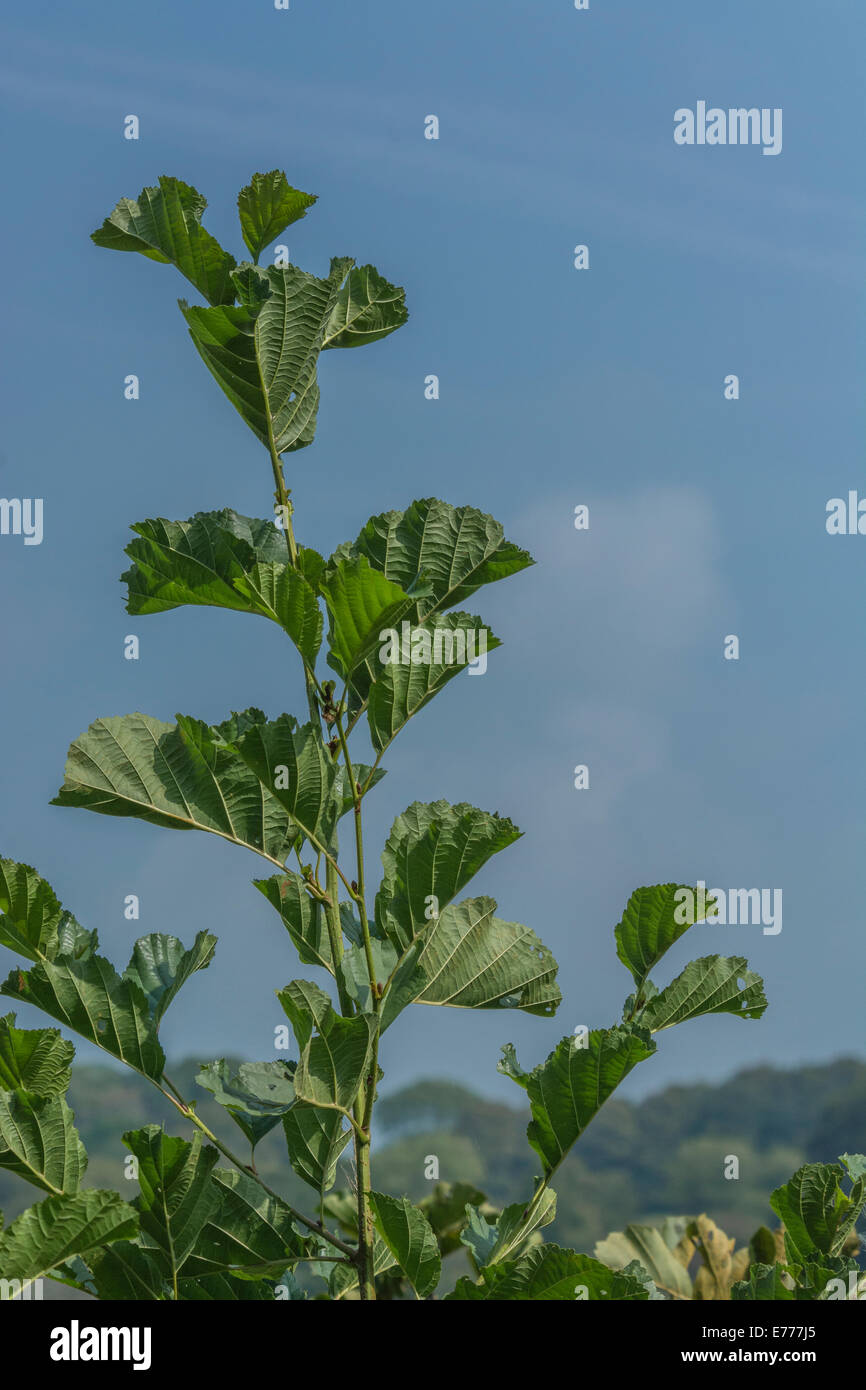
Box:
<box><xmin>0</xmin><ymin>0</ymin><xmax>863</xmax><ymax>1107</ymax></box>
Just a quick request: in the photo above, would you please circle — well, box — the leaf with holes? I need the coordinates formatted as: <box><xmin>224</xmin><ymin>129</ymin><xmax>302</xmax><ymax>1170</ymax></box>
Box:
<box><xmin>0</xmin><ymin>956</ymin><xmax>165</xmax><ymax>1081</ymax></box>
<box><xmin>382</xmin><ymin>896</ymin><xmax>559</xmax><ymax>1025</ymax></box>
<box><xmin>637</xmin><ymin>956</ymin><xmax>767</xmax><ymax>1032</ymax></box>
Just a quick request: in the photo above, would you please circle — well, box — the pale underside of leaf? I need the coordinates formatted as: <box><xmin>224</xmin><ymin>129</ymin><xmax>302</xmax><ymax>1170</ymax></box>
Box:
<box><xmin>52</xmin><ymin>711</ymin><xmax>299</xmax><ymax>868</ymax></box>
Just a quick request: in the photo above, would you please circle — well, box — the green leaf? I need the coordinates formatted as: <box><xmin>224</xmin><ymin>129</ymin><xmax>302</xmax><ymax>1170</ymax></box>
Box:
<box><xmin>276</xmin><ymin>979</ymin><xmax>336</xmax><ymax>1053</ymax></box>
<box><xmin>770</xmin><ymin>1163</ymin><xmax>866</xmax><ymax>1264</ymax></box>
<box><xmin>233</xmin><ymin>565</ymin><xmax>323</xmax><ymax>665</ymax></box>
<box><xmin>344</xmin><ymin>498</ymin><xmax>534</xmax><ymax>623</ymax></box>
<box><xmin>233</xmin><ymin>715</ymin><xmax>341</xmax><ymax>854</ymax></box>
<box><xmin>0</xmin><ymin>1190</ymin><xmax>138</xmax><ymax>1290</ymax></box>
<box><xmin>255</xmin><ymin>872</ymin><xmax>335</xmax><ymax>975</ymax></box>
<box><xmin>369</xmin><ymin>1192</ymin><xmax>441</xmax><ymax>1298</ymax></box>
<box><xmin>461</xmin><ymin>1189</ymin><xmax>557</xmax><ymax>1269</ymax></box>
<box><xmin>196</xmin><ymin>1060</ymin><xmax>296</xmax><ymax>1148</ymax></box>
<box><xmin>731</xmin><ymin>1262</ymin><xmax>795</xmax><ymax>1301</ymax></box>
<box><xmin>123</xmin><ymin>931</ymin><xmax>216</xmax><ymax>1027</ymax></box>
<box><xmin>749</xmin><ymin>1224</ymin><xmax>778</xmax><ymax>1266</ymax></box>
<box><xmin>384</xmin><ymin>896</ymin><xmax>560</xmax><ymax>1024</ymax></box>
<box><xmin>840</xmin><ymin>1153</ymin><xmax>866</xmax><ymax>1180</ymax></box>
<box><xmin>367</xmin><ymin>613</ymin><xmax>500</xmax><ymax>754</ymax></box>
<box><xmin>338</xmin><ymin>938</ymin><xmax>398</xmax><ymax>1015</ymax></box>
<box><xmin>237</xmin><ymin>170</ymin><xmax>317</xmax><ymax>262</ymax></box>
<box><xmin>798</xmin><ymin>1253</ymin><xmax>863</xmax><ymax>1299</ymax></box>
<box><xmin>181</xmin><ymin>257</ymin><xmax>358</xmax><ymax>456</ymax></box>
<box><xmin>322</xmin><ymin>264</ymin><xmax>409</xmax><ymax>348</ymax></box>
<box><xmin>88</xmin><ymin>1242</ymin><xmax>169</xmax><ymax>1300</ymax></box>
<box><xmin>52</xmin><ymin>710</ymin><xmax>299</xmax><ymax>869</ymax></box>
<box><xmin>123</xmin><ymin>511</ymin><xmax>322</xmax><ymax>665</ymax></box>
<box><xmin>283</xmin><ymin>1105</ymin><xmax>352</xmax><ymax>1194</ymax></box>
<box><xmin>498</xmin><ymin>1026</ymin><xmax>656</xmax><ymax>1178</ymax></box>
<box><xmin>180</xmin><ymin>1167</ymin><xmax>309</xmax><ymax>1278</ymax></box>
<box><xmin>0</xmin><ymin>1090</ymin><xmax>87</xmax><ymax>1195</ymax></box>
<box><xmin>458</xmin><ymin>1204</ymin><xmax>499</xmax><ymax>1268</ymax></box>
<box><xmin>0</xmin><ymin>859</ymin><xmax>96</xmax><ymax>964</ymax></box>
<box><xmin>335</xmin><ymin>762</ymin><xmax>387</xmax><ymax>816</ymax></box>
<box><xmin>124</xmin><ymin>1127</ymin><xmax>221</xmax><ymax>1281</ymax></box>
<box><xmin>1</xmin><ymin>954</ymin><xmax>165</xmax><ymax>1081</ymax></box>
<box><xmin>637</xmin><ymin>955</ymin><xmax>768</xmax><ymax>1032</ymax></box>
<box><xmin>321</xmin><ymin>555</ymin><xmax>415</xmax><ymax>680</ymax></box>
<box><xmin>447</xmin><ymin>1244</ymin><xmax>650</xmax><ymax>1301</ymax></box>
<box><xmin>486</xmin><ymin>1189</ymin><xmax>558</xmax><ymax>1266</ymax></box>
<box><xmin>177</xmin><ymin>1270</ymin><xmax>287</xmax><ymax>1300</ymax></box>
<box><xmin>376</xmin><ymin>801</ymin><xmax>521</xmax><ymax>952</ymax></box>
<box><xmin>418</xmin><ymin>1182</ymin><xmax>488</xmax><ymax>1255</ymax></box>
<box><xmin>615</xmin><ymin>883</ymin><xmax>715</xmax><ymax>991</ymax></box>
<box><xmin>293</xmin><ymin>1012</ymin><xmax>378</xmax><ymax>1116</ymax></box>
<box><xmin>92</xmin><ymin>176</ymin><xmax>237</xmax><ymax>305</ymax></box>
<box><xmin>0</xmin><ymin>1014</ymin><xmax>73</xmax><ymax>1096</ymax></box>
<box><xmin>594</xmin><ymin>1222</ymin><xmax>694</xmax><ymax>1300</ymax></box>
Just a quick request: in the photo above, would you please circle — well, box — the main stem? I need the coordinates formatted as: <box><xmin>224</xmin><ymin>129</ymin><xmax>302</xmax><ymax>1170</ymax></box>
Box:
<box><xmin>333</xmin><ymin>710</ymin><xmax>380</xmax><ymax>1299</ymax></box>
<box><xmin>265</xmin><ymin>434</ymin><xmax>379</xmax><ymax>1298</ymax></box>
<box><xmin>266</xmin><ymin>430</ymin><xmax>322</xmax><ymax>726</ymax></box>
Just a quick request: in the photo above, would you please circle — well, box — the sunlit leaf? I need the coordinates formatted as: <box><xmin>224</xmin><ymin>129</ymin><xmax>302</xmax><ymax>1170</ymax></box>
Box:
<box><xmin>92</xmin><ymin>176</ymin><xmax>236</xmax><ymax>305</ymax></box>
<box><xmin>237</xmin><ymin>170</ymin><xmax>317</xmax><ymax>262</ymax></box>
